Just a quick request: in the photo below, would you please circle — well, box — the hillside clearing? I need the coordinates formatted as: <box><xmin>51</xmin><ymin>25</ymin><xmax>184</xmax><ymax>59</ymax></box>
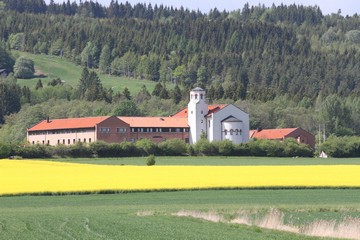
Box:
<box><xmin>13</xmin><ymin>51</ymin><xmax>158</xmax><ymax>94</ymax></box>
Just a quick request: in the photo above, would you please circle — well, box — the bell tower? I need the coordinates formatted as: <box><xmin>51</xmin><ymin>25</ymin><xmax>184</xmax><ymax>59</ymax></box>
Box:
<box><xmin>188</xmin><ymin>87</ymin><xmax>208</xmax><ymax>144</ymax></box>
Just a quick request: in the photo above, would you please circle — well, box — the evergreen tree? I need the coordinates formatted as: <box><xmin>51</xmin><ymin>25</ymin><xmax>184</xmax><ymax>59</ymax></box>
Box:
<box><xmin>35</xmin><ymin>79</ymin><xmax>43</xmax><ymax>90</ymax></box>
<box><xmin>0</xmin><ymin>83</ymin><xmax>21</xmax><ymax>123</ymax></box>
<box><xmin>122</xmin><ymin>87</ymin><xmax>131</xmax><ymax>100</ymax></box>
<box><xmin>152</xmin><ymin>82</ymin><xmax>163</xmax><ymax>96</ymax></box>
<box><xmin>171</xmin><ymin>85</ymin><xmax>182</xmax><ymax>104</ymax></box>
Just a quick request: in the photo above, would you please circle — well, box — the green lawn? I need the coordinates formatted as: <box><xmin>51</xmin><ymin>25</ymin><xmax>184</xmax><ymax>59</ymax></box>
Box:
<box><xmin>13</xmin><ymin>51</ymin><xmax>158</xmax><ymax>94</ymax></box>
<box><xmin>2</xmin><ymin>189</ymin><xmax>356</xmax><ymax>239</ymax></box>
<box><xmin>47</xmin><ymin>156</ymin><xmax>360</xmax><ymax>166</ymax></box>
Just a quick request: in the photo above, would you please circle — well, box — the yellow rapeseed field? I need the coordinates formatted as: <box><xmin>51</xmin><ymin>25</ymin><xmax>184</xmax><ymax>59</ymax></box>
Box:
<box><xmin>1</xmin><ymin>160</ymin><xmax>360</xmax><ymax>195</ymax></box>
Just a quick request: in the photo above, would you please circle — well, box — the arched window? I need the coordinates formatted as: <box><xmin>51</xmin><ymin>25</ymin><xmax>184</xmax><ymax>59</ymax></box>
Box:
<box><xmin>224</xmin><ymin>130</ymin><xmax>228</xmax><ymax>135</ymax></box>
<box><xmin>200</xmin><ymin>94</ymin><xmax>203</xmax><ymax>99</ymax></box>
<box><xmin>195</xmin><ymin>94</ymin><xmax>198</xmax><ymax>99</ymax></box>
<box><xmin>239</xmin><ymin>129</ymin><xmax>242</xmax><ymax>135</ymax></box>
<box><xmin>235</xmin><ymin>129</ymin><xmax>239</xmax><ymax>135</ymax></box>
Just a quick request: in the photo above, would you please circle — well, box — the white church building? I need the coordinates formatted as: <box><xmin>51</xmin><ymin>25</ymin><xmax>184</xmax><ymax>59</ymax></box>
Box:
<box><xmin>28</xmin><ymin>87</ymin><xmax>249</xmax><ymax>146</ymax></box>
<box><xmin>172</xmin><ymin>87</ymin><xmax>249</xmax><ymax>144</ymax></box>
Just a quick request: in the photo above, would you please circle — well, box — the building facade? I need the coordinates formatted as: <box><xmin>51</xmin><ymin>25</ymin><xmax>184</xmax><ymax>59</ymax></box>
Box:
<box><xmin>27</xmin><ymin>88</ymin><xmax>249</xmax><ymax>146</ymax></box>
<box><xmin>249</xmin><ymin>128</ymin><xmax>316</xmax><ymax>149</ymax></box>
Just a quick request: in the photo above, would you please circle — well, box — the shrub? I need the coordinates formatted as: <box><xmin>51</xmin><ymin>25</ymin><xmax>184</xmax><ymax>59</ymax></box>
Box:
<box><xmin>213</xmin><ymin>140</ymin><xmax>234</xmax><ymax>156</ymax></box>
<box><xmin>51</xmin><ymin>144</ymin><xmax>71</xmax><ymax>158</ymax></box>
<box><xmin>146</xmin><ymin>154</ymin><xmax>156</xmax><ymax>166</ymax></box>
<box><xmin>0</xmin><ymin>143</ymin><xmax>11</xmax><ymax>158</ymax></box>
<box><xmin>233</xmin><ymin>143</ymin><xmax>251</xmax><ymax>156</ymax></box>
<box><xmin>136</xmin><ymin>139</ymin><xmax>158</xmax><ymax>156</ymax></box>
<box><xmin>120</xmin><ymin>142</ymin><xmax>140</xmax><ymax>157</ymax></box>
<box><xmin>193</xmin><ymin>138</ymin><xmax>218</xmax><ymax>156</ymax></box>
<box><xmin>284</xmin><ymin>138</ymin><xmax>313</xmax><ymax>157</ymax></box>
<box><xmin>158</xmin><ymin>139</ymin><xmax>187</xmax><ymax>156</ymax></box>
<box><xmin>320</xmin><ymin>136</ymin><xmax>360</xmax><ymax>158</ymax></box>
<box><xmin>68</xmin><ymin>143</ymin><xmax>92</xmax><ymax>158</ymax></box>
<box><xmin>14</xmin><ymin>144</ymin><xmax>52</xmax><ymax>158</ymax></box>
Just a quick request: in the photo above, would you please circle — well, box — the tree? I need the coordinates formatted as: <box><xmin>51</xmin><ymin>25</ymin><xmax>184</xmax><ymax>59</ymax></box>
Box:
<box><xmin>13</xmin><ymin>57</ymin><xmax>35</xmax><ymax>79</ymax></box>
<box><xmin>122</xmin><ymin>87</ymin><xmax>131</xmax><ymax>100</ymax></box>
<box><xmin>35</xmin><ymin>79</ymin><xmax>43</xmax><ymax>90</ymax></box>
<box><xmin>0</xmin><ymin>82</ymin><xmax>21</xmax><ymax>123</ymax></box>
<box><xmin>171</xmin><ymin>85</ymin><xmax>182</xmax><ymax>104</ymax></box>
<box><xmin>112</xmin><ymin>100</ymin><xmax>141</xmax><ymax>116</ymax></box>
<box><xmin>152</xmin><ymin>82</ymin><xmax>163</xmax><ymax>96</ymax></box>
<box><xmin>9</xmin><ymin>33</ymin><xmax>25</xmax><ymax>50</ymax></box>
<box><xmin>99</xmin><ymin>44</ymin><xmax>111</xmax><ymax>73</ymax></box>
<box><xmin>0</xmin><ymin>46</ymin><xmax>15</xmax><ymax>73</ymax></box>
<box><xmin>81</xmin><ymin>41</ymin><xmax>99</xmax><ymax>68</ymax></box>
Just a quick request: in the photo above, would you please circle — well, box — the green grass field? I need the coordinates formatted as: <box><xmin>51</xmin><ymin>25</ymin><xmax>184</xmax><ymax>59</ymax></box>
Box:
<box><xmin>48</xmin><ymin>156</ymin><xmax>360</xmax><ymax>166</ymax></box>
<box><xmin>13</xmin><ymin>51</ymin><xmax>158</xmax><ymax>94</ymax></box>
<box><xmin>2</xmin><ymin>189</ymin><xmax>358</xmax><ymax>239</ymax></box>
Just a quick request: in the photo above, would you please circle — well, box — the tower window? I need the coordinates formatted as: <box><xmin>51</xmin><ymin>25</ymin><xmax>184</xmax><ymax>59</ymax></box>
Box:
<box><xmin>224</xmin><ymin>130</ymin><xmax>227</xmax><ymax>135</ymax></box>
<box><xmin>200</xmin><ymin>94</ymin><xmax>203</xmax><ymax>99</ymax></box>
<box><xmin>195</xmin><ymin>94</ymin><xmax>198</xmax><ymax>99</ymax></box>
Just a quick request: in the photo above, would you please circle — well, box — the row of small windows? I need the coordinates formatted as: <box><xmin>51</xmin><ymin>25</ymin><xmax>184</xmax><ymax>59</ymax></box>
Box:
<box><xmin>131</xmin><ymin>128</ymin><xmax>189</xmax><ymax>133</ymax></box>
<box><xmin>190</xmin><ymin>94</ymin><xmax>204</xmax><ymax>100</ymax></box>
<box><xmin>29</xmin><ymin>129</ymin><xmax>92</xmax><ymax>135</ymax></box>
<box><xmin>31</xmin><ymin>138</ymin><xmax>92</xmax><ymax>145</ymax></box>
<box><xmin>99</xmin><ymin>127</ymin><xmax>189</xmax><ymax>133</ymax></box>
<box><xmin>224</xmin><ymin>129</ymin><xmax>242</xmax><ymax>135</ymax></box>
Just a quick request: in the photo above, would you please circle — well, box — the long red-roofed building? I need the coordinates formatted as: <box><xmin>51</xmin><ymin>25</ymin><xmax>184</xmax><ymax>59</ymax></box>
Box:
<box><xmin>249</xmin><ymin>128</ymin><xmax>315</xmax><ymax>149</ymax></box>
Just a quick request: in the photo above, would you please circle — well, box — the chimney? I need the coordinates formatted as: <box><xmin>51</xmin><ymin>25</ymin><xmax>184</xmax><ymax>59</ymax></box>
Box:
<box><xmin>46</xmin><ymin>117</ymin><xmax>50</xmax><ymax>123</ymax></box>
<box><xmin>257</xmin><ymin>127</ymin><xmax>262</xmax><ymax>132</ymax></box>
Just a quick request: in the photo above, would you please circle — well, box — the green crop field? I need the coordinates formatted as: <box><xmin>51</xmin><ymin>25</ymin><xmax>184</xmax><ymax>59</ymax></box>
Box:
<box><xmin>2</xmin><ymin>189</ymin><xmax>358</xmax><ymax>239</ymax></box>
<box><xmin>12</xmin><ymin>51</ymin><xmax>158</xmax><ymax>94</ymax></box>
<box><xmin>47</xmin><ymin>156</ymin><xmax>360</xmax><ymax>166</ymax></box>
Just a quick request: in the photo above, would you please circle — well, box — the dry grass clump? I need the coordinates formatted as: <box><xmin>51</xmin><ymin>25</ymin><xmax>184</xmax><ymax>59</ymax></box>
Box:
<box><xmin>174</xmin><ymin>209</ymin><xmax>360</xmax><ymax>239</ymax></box>
<box><xmin>173</xmin><ymin>210</ymin><xmax>224</xmax><ymax>223</ymax></box>
<box><xmin>303</xmin><ymin>217</ymin><xmax>360</xmax><ymax>239</ymax></box>
<box><xmin>136</xmin><ymin>211</ymin><xmax>155</xmax><ymax>217</ymax></box>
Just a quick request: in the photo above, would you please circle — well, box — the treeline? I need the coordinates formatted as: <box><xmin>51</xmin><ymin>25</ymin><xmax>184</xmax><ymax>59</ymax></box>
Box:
<box><xmin>0</xmin><ymin>6</ymin><xmax>359</xmax><ymax>102</ymax></box>
<box><xmin>2</xmin><ymin>0</ymin><xmax>325</xmax><ymax>24</ymax></box>
<box><xmin>0</xmin><ymin>138</ymin><xmax>314</xmax><ymax>159</ymax></box>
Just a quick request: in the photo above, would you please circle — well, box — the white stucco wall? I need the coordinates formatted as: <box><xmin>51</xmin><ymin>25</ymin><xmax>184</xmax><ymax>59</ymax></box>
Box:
<box><xmin>208</xmin><ymin>104</ymin><xmax>249</xmax><ymax>143</ymax></box>
<box><xmin>28</xmin><ymin>129</ymin><xmax>97</xmax><ymax>146</ymax></box>
<box><xmin>188</xmin><ymin>88</ymin><xmax>208</xmax><ymax>144</ymax></box>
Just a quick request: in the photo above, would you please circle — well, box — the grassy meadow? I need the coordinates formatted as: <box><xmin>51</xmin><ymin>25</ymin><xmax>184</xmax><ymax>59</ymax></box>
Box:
<box><xmin>1</xmin><ymin>189</ymin><xmax>360</xmax><ymax>239</ymax></box>
<box><xmin>12</xmin><ymin>51</ymin><xmax>158</xmax><ymax>94</ymax></box>
<box><xmin>2</xmin><ymin>156</ymin><xmax>360</xmax><ymax>239</ymax></box>
<box><xmin>49</xmin><ymin>155</ymin><xmax>360</xmax><ymax>166</ymax></box>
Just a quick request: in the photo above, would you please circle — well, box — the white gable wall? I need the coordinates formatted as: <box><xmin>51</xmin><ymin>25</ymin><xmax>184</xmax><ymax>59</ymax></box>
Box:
<box><xmin>207</xmin><ymin>104</ymin><xmax>249</xmax><ymax>143</ymax></box>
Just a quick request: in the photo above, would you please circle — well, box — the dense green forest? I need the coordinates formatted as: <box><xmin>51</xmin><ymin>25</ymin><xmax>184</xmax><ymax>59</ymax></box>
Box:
<box><xmin>0</xmin><ymin>0</ymin><xmax>359</xmax><ymax>145</ymax></box>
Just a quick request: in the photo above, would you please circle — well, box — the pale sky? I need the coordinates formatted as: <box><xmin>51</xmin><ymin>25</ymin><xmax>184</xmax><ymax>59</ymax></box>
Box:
<box><xmin>45</xmin><ymin>0</ymin><xmax>360</xmax><ymax>16</ymax></box>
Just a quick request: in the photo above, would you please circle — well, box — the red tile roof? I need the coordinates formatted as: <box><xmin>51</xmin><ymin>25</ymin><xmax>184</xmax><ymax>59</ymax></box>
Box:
<box><xmin>119</xmin><ymin>117</ymin><xmax>188</xmax><ymax>128</ymax></box>
<box><xmin>250</xmin><ymin>128</ymin><xmax>298</xmax><ymax>139</ymax></box>
<box><xmin>28</xmin><ymin>116</ymin><xmax>109</xmax><ymax>131</ymax></box>
<box><xmin>171</xmin><ymin>104</ymin><xmax>228</xmax><ymax>117</ymax></box>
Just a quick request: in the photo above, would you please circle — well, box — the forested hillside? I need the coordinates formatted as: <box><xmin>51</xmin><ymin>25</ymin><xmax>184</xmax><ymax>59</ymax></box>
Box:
<box><xmin>0</xmin><ymin>0</ymin><xmax>360</xmax><ymax>143</ymax></box>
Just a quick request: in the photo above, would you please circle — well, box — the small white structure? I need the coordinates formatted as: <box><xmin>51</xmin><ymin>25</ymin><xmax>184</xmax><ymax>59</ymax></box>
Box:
<box><xmin>319</xmin><ymin>151</ymin><xmax>328</xmax><ymax>158</ymax></box>
<box><xmin>187</xmin><ymin>87</ymin><xmax>249</xmax><ymax>144</ymax></box>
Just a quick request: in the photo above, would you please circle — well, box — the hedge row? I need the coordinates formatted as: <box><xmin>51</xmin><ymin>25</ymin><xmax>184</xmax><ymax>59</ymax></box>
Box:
<box><xmin>0</xmin><ymin>138</ymin><xmax>314</xmax><ymax>159</ymax></box>
<box><xmin>319</xmin><ymin>136</ymin><xmax>360</xmax><ymax>158</ymax></box>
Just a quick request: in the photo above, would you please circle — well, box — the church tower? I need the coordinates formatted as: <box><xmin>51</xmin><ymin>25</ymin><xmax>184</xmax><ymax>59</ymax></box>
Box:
<box><xmin>188</xmin><ymin>87</ymin><xmax>208</xmax><ymax>144</ymax></box>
